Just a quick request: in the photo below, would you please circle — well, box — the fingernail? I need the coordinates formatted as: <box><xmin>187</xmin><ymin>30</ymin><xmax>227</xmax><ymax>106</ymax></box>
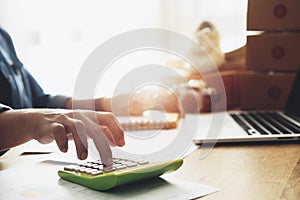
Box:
<box><xmin>118</xmin><ymin>139</ymin><xmax>125</xmax><ymax>146</ymax></box>
<box><xmin>119</xmin><ymin>140</ymin><xmax>125</xmax><ymax>147</ymax></box>
<box><xmin>61</xmin><ymin>147</ymin><xmax>68</xmax><ymax>153</ymax></box>
<box><xmin>80</xmin><ymin>152</ymin><xmax>87</xmax><ymax>160</ymax></box>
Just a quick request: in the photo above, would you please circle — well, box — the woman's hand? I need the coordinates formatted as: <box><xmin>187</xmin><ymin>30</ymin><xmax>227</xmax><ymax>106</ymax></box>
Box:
<box><xmin>0</xmin><ymin>109</ymin><xmax>124</xmax><ymax>166</ymax></box>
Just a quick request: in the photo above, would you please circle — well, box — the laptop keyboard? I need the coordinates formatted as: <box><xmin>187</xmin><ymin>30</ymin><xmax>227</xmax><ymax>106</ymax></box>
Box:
<box><xmin>230</xmin><ymin>112</ymin><xmax>300</xmax><ymax>135</ymax></box>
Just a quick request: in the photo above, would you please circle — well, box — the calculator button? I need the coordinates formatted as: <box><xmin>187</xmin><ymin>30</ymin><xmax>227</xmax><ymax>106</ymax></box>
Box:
<box><xmin>79</xmin><ymin>167</ymin><xmax>89</xmax><ymax>173</ymax></box>
<box><xmin>126</xmin><ymin>163</ymin><xmax>138</xmax><ymax>167</ymax></box>
<box><xmin>94</xmin><ymin>165</ymin><xmax>104</xmax><ymax>170</ymax></box>
<box><xmin>64</xmin><ymin>165</ymin><xmax>77</xmax><ymax>171</ymax></box>
<box><xmin>74</xmin><ymin>167</ymin><xmax>81</xmax><ymax>172</ymax></box>
<box><xmin>137</xmin><ymin>160</ymin><xmax>149</xmax><ymax>165</ymax></box>
<box><xmin>92</xmin><ymin>160</ymin><xmax>103</xmax><ymax>165</ymax></box>
<box><xmin>114</xmin><ymin>163</ymin><xmax>124</xmax><ymax>167</ymax></box>
<box><xmin>115</xmin><ymin>165</ymin><xmax>127</xmax><ymax>170</ymax></box>
<box><xmin>103</xmin><ymin>167</ymin><xmax>116</xmax><ymax>173</ymax></box>
<box><xmin>130</xmin><ymin>159</ymin><xmax>149</xmax><ymax>165</ymax></box>
<box><xmin>118</xmin><ymin>160</ymin><xmax>128</xmax><ymax>165</ymax></box>
<box><xmin>91</xmin><ymin>164</ymin><xmax>101</xmax><ymax>168</ymax></box>
<box><xmin>91</xmin><ymin>170</ymin><xmax>103</xmax><ymax>176</ymax></box>
<box><xmin>86</xmin><ymin>169</ymin><xmax>98</xmax><ymax>174</ymax></box>
<box><xmin>80</xmin><ymin>163</ymin><xmax>93</xmax><ymax>168</ymax></box>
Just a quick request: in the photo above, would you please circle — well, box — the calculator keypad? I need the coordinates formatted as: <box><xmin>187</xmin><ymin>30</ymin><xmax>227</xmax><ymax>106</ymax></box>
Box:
<box><xmin>64</xmin><ymin>158</ymin><xmax>149</xmax><ymax>176</ymax></box>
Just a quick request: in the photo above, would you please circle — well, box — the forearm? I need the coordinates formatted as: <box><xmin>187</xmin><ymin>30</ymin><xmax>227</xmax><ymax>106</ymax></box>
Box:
<box><xmin>65</xmin><ymin>98</ymin><xmax>112</xmax><ymax>112</ymax></box>
<box><xmin>65</xmin><ymin>92</ymin><xmax>180</xmax><ymax>116</ymax></box>
<box><xmin>0</xmin><ymin>110</ymin><xmax>35</xmax><ymax>151</ymax></box>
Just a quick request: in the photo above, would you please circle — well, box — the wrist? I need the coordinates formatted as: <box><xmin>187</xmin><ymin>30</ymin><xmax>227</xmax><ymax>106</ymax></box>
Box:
<box><xmin>64</xmin><ymin>98</ymin><xmax>73</xmax><ymax>109</ymax></box>
<box><xmin>96</xmin><ymin>97</ymin><xmax>112</xmax><ymax>112</ymax></box>
<box><xmin>0</xmin><ymin>109</ymin><xmax>36</xmax><ymax>150</ymax></box>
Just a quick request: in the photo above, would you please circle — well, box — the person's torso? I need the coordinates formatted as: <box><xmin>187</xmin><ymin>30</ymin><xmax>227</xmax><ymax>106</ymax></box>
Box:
<box><xmin>0</xmin><ymin>27</ymin><xmax>32</xmax><ymax>108</ymax></box>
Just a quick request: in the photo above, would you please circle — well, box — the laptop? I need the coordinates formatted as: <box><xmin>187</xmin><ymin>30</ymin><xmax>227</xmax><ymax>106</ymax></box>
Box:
<box><xmin>193</xmin><ymin>67</ymin><xmax>300</xmax><ymax>144</ymax></box>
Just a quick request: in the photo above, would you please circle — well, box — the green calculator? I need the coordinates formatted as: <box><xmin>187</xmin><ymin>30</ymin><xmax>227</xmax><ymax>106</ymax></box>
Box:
<box><xmin>58</xmin><ymin>158</ymin><xmax>183</xmax><ymax>191</ymax></box>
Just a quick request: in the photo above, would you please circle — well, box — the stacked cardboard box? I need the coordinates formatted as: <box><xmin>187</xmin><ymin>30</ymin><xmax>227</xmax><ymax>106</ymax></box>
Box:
<box><xmin>240</xmin><ymin>0</ymin><xmax>299</xmax><ymax>110</ymax></box>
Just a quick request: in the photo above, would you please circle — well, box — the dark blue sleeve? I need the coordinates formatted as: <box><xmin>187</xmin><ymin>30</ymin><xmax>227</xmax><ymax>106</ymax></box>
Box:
<box><xmin>0</xmin><ymin>26</ymin><xmax>70</xmax><ymax>109</ymax></box>
<box><xmin>23</xmin><ymin>68</ymin><xmax>70</xmax><ymax>108</ymax></box>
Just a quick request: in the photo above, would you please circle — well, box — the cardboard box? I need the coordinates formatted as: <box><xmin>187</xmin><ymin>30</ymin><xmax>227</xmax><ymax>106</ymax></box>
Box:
<box><xmin>247</xmin><ymin>33</ymin><xmax>300</xmax><ymax>71</ymax></box>
<box><xmin>248</xmin><ymin>0</ymin><xmax>300</xmax><ymax>31</ymax></box>
<box><xmin>238</xmin><ymin>72</ymin><xmax>295</xmax><ymax>110</ymax></box>
<box><xmin>203</xmin><ymin>70</ymin><xmax>245</xmax><ymax>111</ymax></box>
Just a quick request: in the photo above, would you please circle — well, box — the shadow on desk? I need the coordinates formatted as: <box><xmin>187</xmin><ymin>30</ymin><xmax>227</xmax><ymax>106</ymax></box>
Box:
<box><xmin>211</xmin><ymin>140</ymin><xmax>300</xmax><ymax>147</ymax></box>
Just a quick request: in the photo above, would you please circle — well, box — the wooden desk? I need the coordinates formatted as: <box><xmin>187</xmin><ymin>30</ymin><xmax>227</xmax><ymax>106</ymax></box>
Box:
<box><xmin>1</xmin><ymin>142</ymin><xmax>299</xmax><ymax>200</ymax></box>
<box><xmin>171</xmin><ymin>142</ymin><xmax>300</xmax><ymax>200</ymax></box>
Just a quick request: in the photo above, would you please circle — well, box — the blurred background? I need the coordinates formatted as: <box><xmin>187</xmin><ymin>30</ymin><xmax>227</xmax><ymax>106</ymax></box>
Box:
<box><xmin>0</xmin><ymin>0</ymin><xmax>247</xmax><ymax>96</ymax></box>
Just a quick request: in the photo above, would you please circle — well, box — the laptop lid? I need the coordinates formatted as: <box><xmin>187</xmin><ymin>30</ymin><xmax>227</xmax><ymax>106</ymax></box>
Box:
<box><xmin>285</xmin><ymin>66</ymin><xmax>300</xmax><ymax>117</ymax></box>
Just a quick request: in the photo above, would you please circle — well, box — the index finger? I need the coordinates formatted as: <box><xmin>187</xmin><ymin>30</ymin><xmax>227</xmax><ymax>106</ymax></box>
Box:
<box><xmin>71</xmin><ymin>112</ymin><xmax>114</xmax><ymax>166</ymax></box>
<box><xmin>91</xmin><ymin>126</ymin><xmax>113</xmax><ymax>166</ymax></box>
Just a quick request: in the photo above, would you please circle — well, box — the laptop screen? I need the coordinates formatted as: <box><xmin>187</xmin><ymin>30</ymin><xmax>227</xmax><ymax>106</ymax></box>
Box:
<box><xmin>285</xmin><ymin>66</ymin><xmax>300</xmax><ymax>117</ymax></box>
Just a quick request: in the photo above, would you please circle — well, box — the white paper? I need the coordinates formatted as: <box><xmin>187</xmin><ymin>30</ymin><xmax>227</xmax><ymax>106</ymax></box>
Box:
<box><xmin>0</xmin><ymin>162</ymin><xmax>218</xmax><ymax>200</ymax></box>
